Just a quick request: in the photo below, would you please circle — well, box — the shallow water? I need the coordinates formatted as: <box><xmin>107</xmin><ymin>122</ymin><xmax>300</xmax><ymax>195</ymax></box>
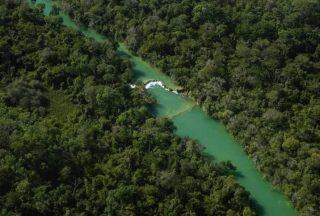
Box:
<box><xmin>28</xmin><ymin>0</ymin><xmax>296</xmax><ymax>215</ymax></box>
<box><xmin>117</xmin><ymin>43</ymin><xmax>179</xmax><ymax>90</ymax></box>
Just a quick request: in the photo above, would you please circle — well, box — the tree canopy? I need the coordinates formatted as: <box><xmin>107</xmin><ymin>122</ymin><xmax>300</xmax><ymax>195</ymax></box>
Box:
<box><xmin>0</xmin><ymin>1</ymin><xmax>257</xmax><ymax>215</ymax></box>
<box><xmin>57</xmin><ymin>0</ymin><xmax>320</xmax><ymax>214</ymax></box>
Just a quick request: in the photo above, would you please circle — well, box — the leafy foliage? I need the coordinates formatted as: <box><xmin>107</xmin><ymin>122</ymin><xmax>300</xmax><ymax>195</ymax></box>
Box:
<box><xmin>0</xmin><ymin>2</ymin><xmax>256</xmax><ymax>215</ymax></box>
<box><xmin>58</xmin><ymin>0</ymin><xmax>320</xmax><ymax>214</ymax></box>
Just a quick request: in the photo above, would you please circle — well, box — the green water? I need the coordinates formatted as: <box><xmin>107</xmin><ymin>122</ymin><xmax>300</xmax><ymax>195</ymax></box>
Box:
<box><xmin>32</xmin><ymin>0</ymin><xmax>178</xmax><ymax>90</ymax></box>
<box><xmin>28</xmin><ymin>0</ymin><xmax>296</xmax><ymax>215</ymax></box>
<box><xmin>149</xmin><ymin>87</ymin><xmax>296</xmax><ymax>215</ymax></box>
<box><xmin>118</xmin><ymin>44</ymin><xmax>179</xmax><ymax>90</ymax></box>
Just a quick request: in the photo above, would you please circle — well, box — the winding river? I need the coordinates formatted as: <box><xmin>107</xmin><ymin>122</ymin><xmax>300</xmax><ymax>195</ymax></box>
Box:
<box><xmin>29</xmin><ymin>0</ymin><xmax>296</xmax><ymax>215</ymax></box>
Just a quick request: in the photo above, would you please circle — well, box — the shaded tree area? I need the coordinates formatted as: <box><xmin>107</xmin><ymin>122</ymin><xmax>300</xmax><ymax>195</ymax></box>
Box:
<box><xmin>57</xmin><ymin>0</ymin><xmax>320</xmax><ymax>214</ymax></box>
<box><xmin>0</xmin><ymin>1</ymin><xmax>257</xmax><ymax>215</ymax></box>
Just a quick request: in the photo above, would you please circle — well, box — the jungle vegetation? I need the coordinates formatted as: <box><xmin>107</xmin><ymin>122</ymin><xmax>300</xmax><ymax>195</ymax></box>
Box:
<box><xmin>56</xmin><ymin>0</ymin><xmax>320</xmax><ymax>214</ymax></box>
<box><xmin>0</xmin><ymin>1</ymin><xmax>257</xmax><ymax>215</ymax></box>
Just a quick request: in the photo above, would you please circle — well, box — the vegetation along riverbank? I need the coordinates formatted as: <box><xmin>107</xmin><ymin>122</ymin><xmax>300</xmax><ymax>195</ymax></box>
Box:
<box><xmin>55</xmin><ymin>0</ymin><xmax>320</xmax><ymax>214</ymax></box>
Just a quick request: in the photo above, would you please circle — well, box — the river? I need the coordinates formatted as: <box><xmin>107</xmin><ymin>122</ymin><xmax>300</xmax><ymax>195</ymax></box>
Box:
<box><xmin>28</xmin><ymin>0</ymin><xmax>296</xmax><ymax>215</ymax></box>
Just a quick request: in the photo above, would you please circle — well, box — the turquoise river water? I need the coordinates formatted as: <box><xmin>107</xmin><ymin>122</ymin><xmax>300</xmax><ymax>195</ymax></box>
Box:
<box><xmin>28</xmin><ymin>1</ymin><xmax>296</xmax><ymax>215</ymax></box>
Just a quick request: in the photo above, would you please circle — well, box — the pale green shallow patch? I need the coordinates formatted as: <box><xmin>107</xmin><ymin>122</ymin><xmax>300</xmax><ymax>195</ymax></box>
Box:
<box><xmin>148</xmin><ymin>86</ymin><xmax>194</xmax><ymax>118</ymax></box>
<box><xmin>28</xmin><ymin>0</ymin><xmax>296</xmax><ymax>215</ymax></box>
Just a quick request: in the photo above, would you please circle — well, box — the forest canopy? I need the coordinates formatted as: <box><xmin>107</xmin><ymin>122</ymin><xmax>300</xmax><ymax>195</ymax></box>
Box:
<box><xmin>55</xmin><ymin>0</ymin><xmax>320</xmax><ymax>214</ymax></box>
<box><xmin>0</xmin><ymin>1</ymin><xmax>257</xmax><ymax>215</ymax></box>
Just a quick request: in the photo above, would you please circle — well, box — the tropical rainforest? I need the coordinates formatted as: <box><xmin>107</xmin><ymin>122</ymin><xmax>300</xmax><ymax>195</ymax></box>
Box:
<box><xmin>0</xmin><ymin>1</ymin><xmax>258</xmax><ymax>215</ymax></box>
<box><xmin>53</xmin><ymin>0</ymin><xmax>320</xmax><ymax>215</ymax></box>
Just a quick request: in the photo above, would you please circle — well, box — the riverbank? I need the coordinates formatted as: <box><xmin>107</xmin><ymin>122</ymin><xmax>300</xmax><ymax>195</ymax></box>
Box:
<box><xmin>28</xmin><ymin>1</ymin><xmax>296</xmax><ymax>215</ymax></box>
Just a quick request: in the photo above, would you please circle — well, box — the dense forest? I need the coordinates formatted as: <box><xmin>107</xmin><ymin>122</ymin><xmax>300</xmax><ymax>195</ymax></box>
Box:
<box><xmin>55</xmin><ymin>0</ymin><xmax>320</xmax><ymax>214</ymax></box>
<box><xmin>0</xmin><ymin>1</ymin><xmax>258</xmax><ymax>215</ymax></box>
